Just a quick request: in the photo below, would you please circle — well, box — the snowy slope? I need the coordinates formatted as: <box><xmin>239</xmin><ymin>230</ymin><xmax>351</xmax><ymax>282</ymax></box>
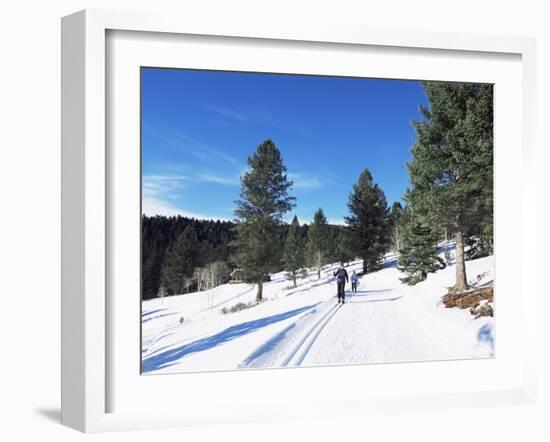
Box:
<box><xmin>142</xmin><ymin>253</ymin><xmax>494</xmax><ymax>375</ymax></box>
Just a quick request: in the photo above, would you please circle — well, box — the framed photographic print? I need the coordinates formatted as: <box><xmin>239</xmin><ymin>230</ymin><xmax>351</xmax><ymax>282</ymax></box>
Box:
<box><xmin>140</xmin><ymin>68</ymin><xmax>494</xmax><ymax>375</ymax></box>
<box><xmin>61</xmin><ymin>9</ymin><xmax>537</xmax><ymax>432</ymax></box>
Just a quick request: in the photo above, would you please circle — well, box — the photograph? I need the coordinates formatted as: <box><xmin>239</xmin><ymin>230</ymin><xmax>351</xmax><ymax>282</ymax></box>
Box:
<box><xmin>140</xmin><ymin>68</ymin><xmax>494</xmax><ymax>375</ymax></box>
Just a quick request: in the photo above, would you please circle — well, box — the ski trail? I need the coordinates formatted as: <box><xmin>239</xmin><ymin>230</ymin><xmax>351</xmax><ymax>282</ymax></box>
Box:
<box><xmin>236</xmin><ymin>303</ymin><xmax>325</xmax><ymax>369</ymax></box>
<box><xmin>280</xmin><ymin>300</ymin><xmax>341</xmax><ymax>367</ymax></box>
<box><xmin>291</xmin><ymin>303</ymin><xmax>343</xmax><ymax>366</ymax></box>
<box><xmin>238</xmin><ymin>275</ymin><xmax>352</xmax><ymax>370</ymax></box>
<box><xmin>237</xmin><ymin>322</ymin><xmax>297</xmax><ymax>368</ymax></box>
<box><xmin>237</xmin><ymin>296</ymin><xmax>341</xmax><ymax>369</ymax></box>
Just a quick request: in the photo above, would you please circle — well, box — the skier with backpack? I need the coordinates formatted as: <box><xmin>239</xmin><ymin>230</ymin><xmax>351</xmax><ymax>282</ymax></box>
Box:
<box><xmin>333</xmin><ymin>263</ymin><xmax>349</xmax><ymax>304</ymax></box>
<box><xmin>351</xmin><ymin>271</ymin><xmax>359</xmax><ymax>293</ymax></box>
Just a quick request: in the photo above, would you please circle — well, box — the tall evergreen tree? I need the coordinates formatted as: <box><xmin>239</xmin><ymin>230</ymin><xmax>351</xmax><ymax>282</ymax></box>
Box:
<box><xmin>408</xmin><ymin>82</ymin><xmax>493</xmax><ymax>291</ymax></box>
<box><xmin>232</xmin><ymin>139</ymin><xmax>295</xmax><ymax>301</ymax></box>
<box><xmin>345</xmin><ymin>168</ymin><xmax>390</xmax><ymax>273</ymax></box>
<box><xmin>323</xmin><ymin>226</ymin><xmax>339</xmax><ymax>264</ymax></box>
<box><xmin>335</xmin><ymin>228</ymin><xmax>354</xmax><ymax>264</ymax></box>
<box><xmin>389</xmin><ymin>201</ymin><xmax>404</xmax><ymax>253</ymax></box>
<box><xmin>283</xmin><ymin>215</ymin><xmax>305</xmax><ymax>287</ymax></box>
<box><xmin>160</xmin><ymin>226</ymin><xmax>201</xmax><ymax>295</ymax></box>
<box><xmin>397</xmin><ymin>207</ymin><xmax>445</xmax><ymax>285</ymax></box>
<box><xmin>307</xmin><ymin>208</ymin><xmax>329</xmax><ymax>279</ymax></box>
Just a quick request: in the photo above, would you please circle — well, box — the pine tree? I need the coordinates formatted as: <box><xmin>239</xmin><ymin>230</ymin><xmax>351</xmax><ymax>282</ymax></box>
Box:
<box><xmin>389</xmin><ymin>201</ymin><xmax>404</xmax><ymax>253</ymax></box>
<box><xmin>408</xmin><ymin>82</ymin><xmax>493</xmax><ymax>291</ymax></box>
<box><xmin>232</xmin><ymin>139</ymin><xmax>295</xmax><ymax>301</ymax></box>
<box><xmin>283</xmin><ymin>215</ymin><xmax>305</xmax><ymax>287</ymax></box>
<box><xmin>397</xmin><ymin>207</ymin><xmax>445</xmax><ymax>285</ymax></box>
<box><xmin>307</xmin><ymin>208</ymin><xmax>329</xmax><ymax>279</ymax></box>
<box><xmin>323</xmin><ymin>226</ymin><xmax>339</xmax><ymax>264</ymax></box>
<box><xmin>160</xmin><ymin>226</ymin><xmax>201</xmax><ymax>295</ymax></box>
<box><xmin>345</xmin><ymin>168</ymin><xmax>390</xmax><ymax>273</ymax></box>
<box><xmin>335</xmin><ymin>228</ymin><xmax>354</xmax><ymax>264</ymax></box>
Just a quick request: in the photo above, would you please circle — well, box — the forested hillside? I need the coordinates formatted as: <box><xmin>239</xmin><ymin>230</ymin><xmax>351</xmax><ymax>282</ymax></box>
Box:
<box><xmin>142</xmin><ymin>215</ymin><xmax>346</xmax><ymax>299</ymax></box>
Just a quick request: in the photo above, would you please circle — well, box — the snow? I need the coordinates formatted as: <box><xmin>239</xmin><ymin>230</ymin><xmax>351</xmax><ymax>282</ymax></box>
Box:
<box><xmin>142</xmin><ymin>253</ymin><xmax>494</xmax><ymax>375</ymax></box>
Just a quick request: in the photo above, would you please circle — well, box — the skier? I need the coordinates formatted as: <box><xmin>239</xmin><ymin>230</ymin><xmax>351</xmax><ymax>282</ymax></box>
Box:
<box><xmin>351</xmin><ymin>271</ymin><xmax>359</xmax><ymax>293</ymax></box>
<box><xmin>333</xmin><ymin>262</ymin><xmax>349</xmax><ymax>304</ymax></box>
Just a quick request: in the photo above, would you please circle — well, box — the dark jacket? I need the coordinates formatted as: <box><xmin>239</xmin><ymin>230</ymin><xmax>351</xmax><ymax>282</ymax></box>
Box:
<box><xmin>334</xmin><ymin>267</ymin><xmax>349</xmax><ymax>283</ymax></box>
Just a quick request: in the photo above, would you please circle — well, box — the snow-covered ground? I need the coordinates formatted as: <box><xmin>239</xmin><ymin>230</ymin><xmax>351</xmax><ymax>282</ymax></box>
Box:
<box><xmin>142</xmin><ymin>253</ymin><xmax>494</xmax><ymax>375</ymax></box>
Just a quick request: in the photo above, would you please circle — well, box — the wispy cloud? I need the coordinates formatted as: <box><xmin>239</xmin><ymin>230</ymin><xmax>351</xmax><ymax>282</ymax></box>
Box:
<box><xmin>142</xmin><ymin>174</ymin><xmax>231</xmax><ymax>220</ymax></box>
<box><xmin>143</xmin><ymin>122</ymin><xmax>243</xmax><ymax>168</ymax></box>
<box><xmin>288</xmin><ymin>172</ymin><xmax>324</xmax><ymax>191</ymax></box>
<box><xmin>195</xmin><ymin>173</ymin><xmax>240</xmax><ymax>186</ymax></box>
<box><xmin>142</xmin><ymin>174</ymin><xmax>187</xmax><ymax>199</ymax></box>
<box><xmin>206</xmin><ymin>105</ymin><xmax>250</xmax><ymax>123</ymax></box>
<box><xmin>205</xmin><ymin>105</ymin><xmax>315</xmax><ymax>141</ymax></box>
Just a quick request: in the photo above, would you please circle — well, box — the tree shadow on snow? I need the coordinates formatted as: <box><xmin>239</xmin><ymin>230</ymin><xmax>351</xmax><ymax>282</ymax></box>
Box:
<box><xmin>381</xmin><ymin>256</ymin><xmax>399</xmax><ymax>269</ymax></box>
<box><xmin>141</xmin><ymin>303</ymin><xmax>321</xmax><ymax>373</ymax></box>
<box><xmin>477</xmin><ymin>323</ymin><xmax>494</xmax><ymax>347</ymax></box>
<box><xmin>142</xmin><ymin>308</ymin><xmax>166</xmax><ymax>318</ymax></box>
<box><xmin>141</xmin><ymin>312</ymin><xmax>179</xmax><ymax>324</ymax></box>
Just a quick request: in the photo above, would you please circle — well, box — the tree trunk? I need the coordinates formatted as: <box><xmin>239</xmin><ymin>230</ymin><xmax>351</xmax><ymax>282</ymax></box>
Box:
<box><xmin>317</xmin><ymin>268</ymin><xmax>321</xmax><ymax>280</ymax></box>
<box><xmin>256</xmin><ymin>280</ymin><xmax>263</xmax><ymax>302</ymax></box>
<box><xmin>363</xmin><ymin>259</ymin><xmax>368</xmax><ymax>274</ymax></box>
<box><xmin>454</xmin><ymin>230</ymin><xmax>468</xmax><ymax>291</ymax></box>
<box><xmin>293</xmin><ymin>275</ymin><xmax>297</xmax><ymax>288</ymax></box>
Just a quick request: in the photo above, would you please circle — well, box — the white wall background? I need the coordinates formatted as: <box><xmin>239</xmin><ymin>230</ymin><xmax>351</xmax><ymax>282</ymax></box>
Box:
<box><xmin>0</xmin><ymin>1</ymin><xmax>547</xmax><ymax>440</ymax></box>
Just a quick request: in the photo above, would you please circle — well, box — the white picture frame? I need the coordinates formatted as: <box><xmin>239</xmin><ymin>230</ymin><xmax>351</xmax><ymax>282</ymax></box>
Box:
<box><xmin>61</xmin><ymin>9</ymin><xmax>537</xmax><ymax>433</ymax></box>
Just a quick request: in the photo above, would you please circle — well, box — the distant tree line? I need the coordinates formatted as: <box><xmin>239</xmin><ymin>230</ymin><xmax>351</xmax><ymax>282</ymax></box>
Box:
<box><xmin>142</xmin><ymin>211</ymin><xmax>347</xmax><ymax>300</ymax></box>
<box><xmin>142</xmin><ymin>216</ymin><xmax>235</xmax><ymax>300</ymax></box>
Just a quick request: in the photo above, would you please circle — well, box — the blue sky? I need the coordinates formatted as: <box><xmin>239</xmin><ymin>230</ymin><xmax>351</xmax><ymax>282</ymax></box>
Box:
<box><xmin>141</xmin><ymin>68</ymin><xmax>428</xmax><ymax>224</ymax></box>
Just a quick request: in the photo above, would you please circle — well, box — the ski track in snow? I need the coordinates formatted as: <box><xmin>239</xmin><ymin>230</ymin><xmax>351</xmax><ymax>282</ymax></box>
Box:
<box><xmin>240</xmin><ymin>298</ymin><xmax>341</xmax><ymax>369</ymax></box>
<box><xmin>287</xmin><ymin>303</ymin><xmax>343</xmax><ymax>367</ymax></box>
<box><xmin>142</xmin><ymin>253</ymin><xmax>494</xmax><ymax>374</ymax></box>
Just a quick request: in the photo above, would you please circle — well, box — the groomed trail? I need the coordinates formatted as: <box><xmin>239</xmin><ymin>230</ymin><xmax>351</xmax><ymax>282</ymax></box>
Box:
<box><xmin>141</xmin><ymin>252</ymin><xmax>494</xmax><ymax>375</ymax></box>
